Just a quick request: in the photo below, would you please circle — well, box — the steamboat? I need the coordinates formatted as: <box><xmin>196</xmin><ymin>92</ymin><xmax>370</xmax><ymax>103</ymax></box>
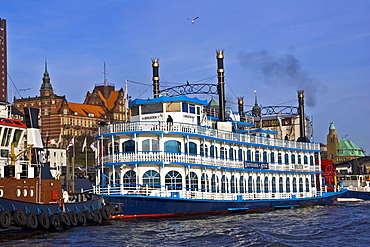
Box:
<box><xmin>92</xmin><ymin>50</ymin><xmax>346</xmax><ymax>218</ymax></box>
<box><xmin>0</xmin><ymin>105</ymin><xmax>111</xmax><ymax>231</ymax></box>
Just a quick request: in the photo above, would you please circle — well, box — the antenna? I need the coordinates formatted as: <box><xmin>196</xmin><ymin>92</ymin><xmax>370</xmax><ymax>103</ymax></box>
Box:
<box><xmin>103</xmin><ymin>62</ymin><xmax>107</xmax><ymax>85</ymax></box>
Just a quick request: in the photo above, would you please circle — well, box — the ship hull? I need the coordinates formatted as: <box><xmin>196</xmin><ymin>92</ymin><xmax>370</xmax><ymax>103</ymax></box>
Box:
<box><xmin>105</xmin><ymin>191</ymin><xmax>346</xmax><ymax>218</ymax></box>
<box><xmin>338</xmin><ymin>190</ymin><xmax>370</xmax><ymax>201</ymax></box>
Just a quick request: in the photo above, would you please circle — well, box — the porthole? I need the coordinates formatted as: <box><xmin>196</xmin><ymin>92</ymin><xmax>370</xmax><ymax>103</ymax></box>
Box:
<box><xmin>16</xmin><ymin>189</ymin><xmax>21</xmax><ymax>197</ymax></box>
<box><xmin>0</xmin><ymin>189</ymin><xmax>3</xmax><ymax>197</ymax></box>
<box><xmin>30</xmin><ymin>189</ymin><xmax>34</xmax><ymax>197</ymax></box>
<box><xmin>23</xmin><ymin>189</ymin><xmax>28</xmax><ymax>197</ymax></box>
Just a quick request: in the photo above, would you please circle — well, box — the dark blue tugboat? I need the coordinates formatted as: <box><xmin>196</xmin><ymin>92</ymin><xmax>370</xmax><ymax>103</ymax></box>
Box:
<box><xmin>0</xmin><ymin>105</ymin><xmax>112</xmax><ymax>231</ymax></box>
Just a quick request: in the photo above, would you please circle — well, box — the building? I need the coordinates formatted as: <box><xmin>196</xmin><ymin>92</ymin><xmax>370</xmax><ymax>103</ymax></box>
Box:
<box><xmin>0</xmin><ymin>18</ymin><xmax>7</xmax><ymax>102</ymax></box>
<box><xmin>13</xmin><ymin>63</ymin><xmax>129</xmax><ymax>157</ymax></box>
<box><xmin>326</xmin><ymin>122</ymin><xmax>365</xmax><ymax>163</ymax></box>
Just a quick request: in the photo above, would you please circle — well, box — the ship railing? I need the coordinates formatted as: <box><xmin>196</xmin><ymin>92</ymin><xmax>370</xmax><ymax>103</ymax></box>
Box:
<box><xmin>98</xmin><ymin>121</ymin><xmax>320</xmax><ymax>151</ymax></box>
<box><xmin>94</xmin><ymin>184</ymin><xmax>320</xmax><ymax>201</ymax></box>
<box><xmin>103</xmin><ymin>152</ymin><xmax>321</xmax><ymax>172</ymax></box>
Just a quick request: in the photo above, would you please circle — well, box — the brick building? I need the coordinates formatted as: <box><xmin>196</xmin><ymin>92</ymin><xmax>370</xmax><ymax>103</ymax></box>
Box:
<box><xmin>13</xmin><ymin>62</ymin><xmax>129</xmax><ymax>150</ymax></box>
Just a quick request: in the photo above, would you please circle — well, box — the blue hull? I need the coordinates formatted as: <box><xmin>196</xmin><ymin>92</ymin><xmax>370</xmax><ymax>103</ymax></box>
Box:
<box><xmin>340</xmin><ymin>190</ymin><xmax>370</xmax><ymax>200</ymax></box>
<box><xmin>104</xmin><ymin>191</ymin><xmax>346</xmax><ymax>218</ymax></box>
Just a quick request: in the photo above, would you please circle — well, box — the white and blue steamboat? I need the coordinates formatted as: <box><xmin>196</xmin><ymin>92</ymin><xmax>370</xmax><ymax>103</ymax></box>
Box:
<box><xmin>93</xmin><ymin>51</ymin><xmax>345</xmax><ymax>218</ymax></box>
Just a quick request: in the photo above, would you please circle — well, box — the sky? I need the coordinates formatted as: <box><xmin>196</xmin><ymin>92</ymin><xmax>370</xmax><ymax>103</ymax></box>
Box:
<box><xmin>1</xmin><ymin>1</ymin><xmax>369</xmax><ymax>154</ymax></box>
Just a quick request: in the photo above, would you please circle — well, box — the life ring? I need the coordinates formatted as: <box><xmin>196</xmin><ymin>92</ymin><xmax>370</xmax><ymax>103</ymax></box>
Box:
<box><xmin>13</xmin><ymin>209</ymin><xmax>27</xmax><ymax>227</ymax></box>
<box><xmin>38</xmin><ymin>213</ymin><xmax>50</xmax><ymax>229</ymax></box>
<box><xmin>26</xmin><ymin>212</ymin><xmax>38</xmax><ymax>229</ymax></box>
<box><xmin>0</xmin><ymin>210</ymin><xmax>11</xmax><ymax>229</ymax></box>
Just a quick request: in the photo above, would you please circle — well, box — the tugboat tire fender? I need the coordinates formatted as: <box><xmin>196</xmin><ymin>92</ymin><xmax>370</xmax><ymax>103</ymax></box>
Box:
<box><xmin>50</xmin><ymin>214</ymin><xmax>62</xmax><ymax>231</ymax></box>
<box><xmin>26</xmin><ymin>212</ymin><xmax>38</xmax><ymax>229</ymax></box>
<box><xmin>38</xmin><ymin>213</ymin><xmax>50</xmax><ymax>230</ymax></box>
<box><xmin>58</xmin><ymin>212</ymin><xmax>71</xmax><ymax>227</ymax></box>
<box><xmin>85</xmin><ymin>210</ymin><xmax>95</xmax><ymax>222</ymax></box>
<box><xmin>68</xmin><ymin>211</ymin><xmax>78</xmax><ymax>227</ymax></box>
<box><xmin>77</xmin><ymin>212</ymin><xmax>87</xmax><ymax>227</ymax></box>
<box><xmin>0</xmin><ymin>210</ymin><xmax>11</xmax><ymax>229</ymax></box>
<box><xmin>100</xmin><ymin>206</ymin><xmax>110</xmax><ymax>221</ymax></box>
<box><xmin>94</xmin><ymin>209</ymin><xmax>103</xmax><ymax>224</ymax></box>
<box><xmin>13</xmin><ymin>209</ymin><xmax>27</xmax><ymax>227</ymax></box>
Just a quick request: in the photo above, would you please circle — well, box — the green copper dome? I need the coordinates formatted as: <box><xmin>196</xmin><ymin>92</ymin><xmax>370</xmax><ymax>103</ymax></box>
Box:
<box><xmin>336</xmin><ymin>139</ymin><xmax>364</xmax><ymax>157</ymax></box>
<box><xmin>329</xmin><ymin>122</ymin><xmax>335</xmax><ymax>130</ymax></box>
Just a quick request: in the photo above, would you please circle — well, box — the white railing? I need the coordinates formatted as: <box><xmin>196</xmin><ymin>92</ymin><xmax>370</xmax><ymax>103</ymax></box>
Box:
<box><xmin>102</xmin><ymin>152</ymin><xmax>321</xmax><ymax>172</ymax></box>
<box><xmin>93</xmin><ymin>184</ymin><xmax>318</xmax><ymax>201</ymax></box>
<box><xmin>98</xmin><ymin>121</ymin><xmax>320</xmax><ymax>151</ymax></box>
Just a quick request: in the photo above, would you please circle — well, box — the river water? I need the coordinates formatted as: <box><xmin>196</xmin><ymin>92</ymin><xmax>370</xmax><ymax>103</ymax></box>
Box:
<box><xmin>1</xmin><ymin>201</ymin><xmax>369</xmax><ymax>246</ymax></box>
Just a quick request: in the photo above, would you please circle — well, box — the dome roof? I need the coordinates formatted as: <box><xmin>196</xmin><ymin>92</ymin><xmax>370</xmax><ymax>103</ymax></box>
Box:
<box><xmin>337</xmin><ymin>139</ymin><xmax>364</xmax><ymax>157</ymax></box>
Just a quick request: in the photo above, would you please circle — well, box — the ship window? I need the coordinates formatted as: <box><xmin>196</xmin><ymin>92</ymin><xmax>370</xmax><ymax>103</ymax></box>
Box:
<box><xmin>279</xmin><ymin>177</ymin><xmax>284</xmax><ymax>193</ymax></box>
<box><xmin>210</xmin><ymin>145</ymin><xmax>217</xmax><ymax>158</ymax></box>
<box><xmin>201</xmin><ymin>173</ymin><xmax>209</xmax><ymax>192</ymax></box>
<box><xmin>277</xmin><ymin>153</ymin><xmax>282</xmax><ymax>164</ymax></box>
<box><xmin>264</xmin><ymin>177</ymin><xmax>269</xmax><ymax>193</ymax></box>
<box><xmin>299</xmin><ymin>178</ymin><xmax>303</xmax><ymax>192</ymax></box>
<box><xmin>291</xmin><ymin>154</ymin><xmax>296</xmax><ymax>164</ymax></box>
<box><xmin>240</xmin><ymin>175</ymin><xmax>245</xmax><ymax>193</ymax></box>
<box><xmin>248</xmin><ymin>176</ymin><xmax>253</xmax><ymax>193</ymax></box>
<box><xmin>164</xmin><ymin>140</ymin><xmax>181</xmax><ymax>153</ymax></box>
<box><xmin>220</xmin><ymin>147</ymin><xmax>226</xmax><ymax>159</ymax></box>
<box><xmin>310</xmin><ymin>156</ymin><xmax>314</xmax><ymax>165</ymax></box>
<box><xmin>263</xmin><ymin>151</ymin><xmax>268</xmax><ymax>162</ymax></box>
<box><xmin>221</xmin><ymin>175</ymin><xmax>229</xmax><ymax>193</ymax></box>
<box><xmin>298</xmin><ymin>155</ymin><xmax>302</xmax><ymax>164</ymax></box>
<box><xmin>230</xmin><ymin>148</ymin><xmax>234</xmax><ymax>160</ymax></box>
<box><xmin>293</xmin><ymin>178</ymin><xmax>297</xmax><ymax>192</ymax></box>
<box><xmin>131</xmin><ymin>105</ymin><xmax>139</xmax><ymax>116</ymax></box>
<box><xmin>142</xmin><ymin>170</ymin><xmax>160</xmax><ymax>187</ymax></box>
<box><xmin>142</xmin><ymin>103</ymin><xmax>162</xmax><ymax>114</ymax></box>
<box><xmin>238</xmin><ymin>149</ymin><xmax>243</xmax><ymax>161</ymax></box>
<box><xmin>270</xmin><ymin>152</ymin><xmax>275</xmax><ymax>163</ymax></box>
<box><xmin>165</xmin><ymin>171</ymin><xmax>182</xmax><ymax>190</ymax></box>
<box><xmin>306</xmin><ymin>178</ymin><xmax>310</xmax><ymax>192</ymax></box>
<box><xmin>189</xmin><ymin>104</ymin><xmax>195</xmax><ymax>114</ymax></box>
<box><xmin>255</xmin><ymin>151</ymin><xmax>260</xmax><ymax>162</ymax></box>
<box><xmin>285</xmin><ymin>154</ymin><xmax>289</xmax><ymax>164</ymax></box>
<box><xmin>231</xmin><ymin>175</ymin><xmax>236</xmax><ymax>193</ymax></box>
<box><xmin>185</xmin><ymin>142</ymin><xmax>197</xmax><ymax>155</ymax></box>
<box><xmin>142</xmin><ymin>139</ymin><xmax>159</xmax><ymax>152</ymax></box>
<box><xmin>1</xmin><ymin>127</ymin><xmax>12</xmax><ymax>146</ymax></box>
<box><xmin>311</xmin><ymin>175</ymin><xmax>315</xmax><ymax>187</ymax></box>
<box><xmin>166</xmin><ymin>102</ymin><xmax>181</xmax><ymax>112</ymax></box>
<box><xmin>109</xmin><ymin>142</ymin><xmax>119</xmax><ymax>154</ymax></box>
<box><xmin>256</xmin><ymin>176</ymin><xmax>261</xmax><ymax>193</ymax></box>
<box><xmin>186</xmin><ymin>172</ymin><xmax>198</xmax><ymax>191</ymax></box>
<box><xmin>200</xmin><ymin>144</ymin><xmax>208</xmax><ymax>156</ymax></box>
<box><xmin>122</xmin><ymin>140</ymin><xmax>135</xmax><ymax>152</ymax></box>
<box><xmin>123</xmin><ymin>170</ymin><xmax>136</xmax><ymax>188</ymax></box>
<box><xmin>304</xmin><ymin>155</ymin><xmax>308</xmax><ymax>164</ymax></box>
<box><xmin>286</xmin><ymin>177</ymin><xmax>291</xmax><ymax>193</ymax></box>
<box><xmin>247</xmin><ymin>150</ymin><xmax>252</xmax><ymax>161</ymax></box>
<box><xmin>272</xmin><ymin>177</ymin><xmax>277</xmax><ymax>193</ymax></box>
<box><xmin>13</xmin><ymin>129</ymin><xmax>23</xmax><ymax>147</ymax></box>
<box><xmin>182</xmin><ymin>102</ymin><xmax>188</xmax><ymax>113</ymax></box>
<box><xmin>211</xmin><ymin>174</ymin><xmax>219</xmax><ymax>192</ymax></box>
<box><xmin>1</xmin><ymin>149</ymin><xmax>8</xmax><ymax>157</ymax></box>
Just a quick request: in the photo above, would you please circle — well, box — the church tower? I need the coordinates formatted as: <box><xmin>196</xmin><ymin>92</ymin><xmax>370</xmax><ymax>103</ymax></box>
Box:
<box><xmin>40</xmin><ymin>61</ymin><xmax>54</xmax><ymax>97</ymax></box>
<box><xmin>327</xmin><ymin>122</ymin><xmax>338</xmax><ymax>162</ymax></box>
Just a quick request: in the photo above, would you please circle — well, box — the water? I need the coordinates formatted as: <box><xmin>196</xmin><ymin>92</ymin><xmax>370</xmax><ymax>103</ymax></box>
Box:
<box><xmin>2</xmin><ymin>201</ymin><xmax>370</xmax><ymax>246</ymax></box>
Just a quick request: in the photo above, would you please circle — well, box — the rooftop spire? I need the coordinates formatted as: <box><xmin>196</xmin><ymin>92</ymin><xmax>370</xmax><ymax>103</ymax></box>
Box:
<box><xmin>40</xmin><ymin>59</ymin><xmax>53</xmax><ymax>96</ymax></box>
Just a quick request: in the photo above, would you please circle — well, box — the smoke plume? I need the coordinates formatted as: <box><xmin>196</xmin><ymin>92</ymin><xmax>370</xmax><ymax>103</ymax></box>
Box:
<box><xmin>236</xmin><ymin>48</ymin><xmax>325</xmax><ymax>107</ymax></box>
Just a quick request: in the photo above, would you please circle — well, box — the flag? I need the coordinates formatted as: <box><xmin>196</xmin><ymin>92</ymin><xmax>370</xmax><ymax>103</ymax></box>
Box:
<box><xmin>82</xmin><ymin>137</ymin><xmax>87</xmax><ymax>152</ymax></box>
<box><xmin>90</xmin><ymin>142</ymin><xmax>97</xmax><ymax>152</ymax></box>
<box><xmin>66</xmin><ymin>137</ymin><xmax>74</xmax><ymax>150</ymax></box>
<box><xmin>57</xmin><ymin>133</ymin><xmax>62</xmax><ymax>147</ymax></box>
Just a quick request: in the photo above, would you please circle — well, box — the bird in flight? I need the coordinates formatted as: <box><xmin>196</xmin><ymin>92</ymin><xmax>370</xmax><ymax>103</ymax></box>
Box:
<box><xmin>188</xmin><ymin>17</ymin><xmax>199</xmax><ymax>24</ymax></box>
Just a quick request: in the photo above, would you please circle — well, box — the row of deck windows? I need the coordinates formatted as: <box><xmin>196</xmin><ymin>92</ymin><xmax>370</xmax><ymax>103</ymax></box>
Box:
<box><xmin>115</xmin><ymin>170</ymin><xmax>315</xmax><ymax>193</ymax></box>
<box><xmin>106</xmin><ymin>139</ymin><xmax>314</xmax><ymax>165</ymax></box>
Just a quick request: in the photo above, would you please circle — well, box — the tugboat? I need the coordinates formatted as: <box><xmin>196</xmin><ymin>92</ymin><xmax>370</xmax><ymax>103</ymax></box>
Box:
<box><xmin>0</xmin><ymin>104</ymin><xmax>112</xmax><ymax>231</ymax></box>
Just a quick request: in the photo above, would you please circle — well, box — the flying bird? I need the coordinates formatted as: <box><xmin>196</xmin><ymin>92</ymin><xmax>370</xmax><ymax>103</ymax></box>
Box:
<box><xmin>188</xmin><ymin>17</ymin><xmax>199</xmax><ymax>24</ymax></box>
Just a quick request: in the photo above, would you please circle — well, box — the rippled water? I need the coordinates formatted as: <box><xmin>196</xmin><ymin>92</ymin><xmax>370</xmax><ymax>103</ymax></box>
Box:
<box><xmin>2</xmin><ymin>201</ymin><xmax>370</xmax><ymax>246</ymax></box>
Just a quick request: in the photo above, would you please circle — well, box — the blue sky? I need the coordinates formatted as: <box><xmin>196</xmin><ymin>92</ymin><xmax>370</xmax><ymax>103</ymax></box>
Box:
<box><xmin>1</xmin><ymin>1</ymin><xmax>369</xmax><ymax>154</ymax></box>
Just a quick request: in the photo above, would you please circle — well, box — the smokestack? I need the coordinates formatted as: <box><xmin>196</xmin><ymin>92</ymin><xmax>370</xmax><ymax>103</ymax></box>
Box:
<box><xmin>216</xmin><ymin>50</ymin><xmax>226</xmax><ymax>122</ymax></box>
<box><xmin>238</xmin><ymin>97</ymin><xmax>245</xmax><ymax>121</ymax></box>
<box><xmin>297</xmin><ymin>90</ymin><xmax>310</xmax><ymax>142</ymax></box>
<box><xmin>152</xmin><ymin>59</ymin><xmax>160</xmax><ymax>98</ymax></box>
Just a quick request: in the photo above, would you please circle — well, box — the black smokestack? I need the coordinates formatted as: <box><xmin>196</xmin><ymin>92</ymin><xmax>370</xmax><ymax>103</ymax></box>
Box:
<box><xmin>238</xmin><ymin>97</ymin><xmax>245</xmax><ymax>122</ymax></box>
<box><xmin>297</xmin><ymin>91</ymin><xmax>310</xmax><ymax>143</ymax></box>
<box><xmin>216</xmin><ymin>50</ymin><xmax>226</xmax><ymax>122</ymax></box>
<box><xmin>152</xmin><ymin>59</ymin><xmax>160</xmax><ymax>98</ymax></box>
